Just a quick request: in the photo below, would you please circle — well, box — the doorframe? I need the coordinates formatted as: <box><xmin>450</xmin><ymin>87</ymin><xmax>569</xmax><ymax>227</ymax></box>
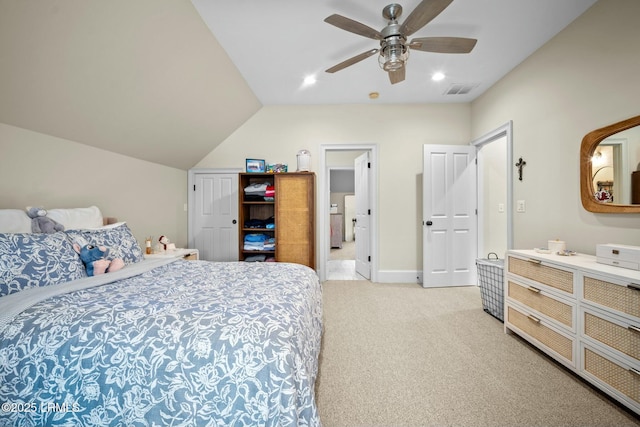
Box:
<box><xmin>319</xmin><ymin>144</ymin><xmax>378</xmax><ymax>282</ymax></box>
<box><xmin>597</xmin><ymin>138</ymin><xmax>629</xmax><ymax>204</ymax></box>
<box><xmin>471</xmin><ymin>121</ymin><xmax>514</xmax><ymax>255</ymax></box>
<box><xmin>187</xmin><ymin>168</ymin><xmax>242</xmax><ymax>250</ymax></box>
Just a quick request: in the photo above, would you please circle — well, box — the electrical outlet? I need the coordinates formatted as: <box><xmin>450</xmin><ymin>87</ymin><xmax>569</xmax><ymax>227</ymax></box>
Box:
<box><xmin>183</xmin><ymin>203</ymin><xmax>188</xmax><ymax>212</ymax></box>
<box><xmin>516</xmin><ymin>200</ymin><xmax>526</xmax><ymax>212</ymax></box>
<box><xmin>498</xmin><ymin>203</ymin><xmax>505</xmax><ymax>213</ymax></box>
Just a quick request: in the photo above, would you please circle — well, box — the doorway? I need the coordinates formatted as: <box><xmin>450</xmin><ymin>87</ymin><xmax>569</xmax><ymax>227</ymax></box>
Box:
<box><xmin>328</xmin><ymin>167</ymin><xmax>358</xmax><ymax>280</ymax></box>
<box><xmin>472</xmin><ymin>121</ymin><xmax>513</xmax><ymax>257</ymax></box>
<box><xmin>319</xmin><ymin>144</ymin><xmax>378</xmax><ymax>282</ymax></box>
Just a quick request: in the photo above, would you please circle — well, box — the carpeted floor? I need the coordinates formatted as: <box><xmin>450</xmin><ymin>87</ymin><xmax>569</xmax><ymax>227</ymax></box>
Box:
<box><xmin>315</xmin><ymin>280</ymin><xmax>640</xmax><ymax>427</ymax></box>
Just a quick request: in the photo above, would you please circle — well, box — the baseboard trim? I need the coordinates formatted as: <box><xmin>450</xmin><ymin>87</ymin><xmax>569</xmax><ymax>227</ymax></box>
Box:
<box><xmin>376</xmin><ymin>270</ymin><xmax>421</xmax><ymax>284</ymax></box>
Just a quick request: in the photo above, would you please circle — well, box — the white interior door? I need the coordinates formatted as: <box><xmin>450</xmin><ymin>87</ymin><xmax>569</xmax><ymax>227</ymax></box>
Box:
<box><xmin>355</xmin><ymin>152</ymin><xmax>371</xmax><ymax>279</ymax></box>
<box><xmin>193</xmin><ymin>172</ymin><xmax>238</xmax><ymax>261</ymax></box>
<box><xmin>423</xmin><ymin>145</ymin><xmax>477</xmax><ymax>287</ymax></box>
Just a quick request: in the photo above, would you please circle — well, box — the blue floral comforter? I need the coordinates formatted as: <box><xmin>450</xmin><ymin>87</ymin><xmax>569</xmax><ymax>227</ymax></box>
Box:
<box><xmin>0</xmin><ymin>260</ymin><xmax>323</xmax><ymax>427</ymax></box>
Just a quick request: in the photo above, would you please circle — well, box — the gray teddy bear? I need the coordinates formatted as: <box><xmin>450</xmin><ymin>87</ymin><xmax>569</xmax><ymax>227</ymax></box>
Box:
<box><xmin>26</xmin><ymin>207</ymin><xmax>65</xmax><ymax>233</ymax></box>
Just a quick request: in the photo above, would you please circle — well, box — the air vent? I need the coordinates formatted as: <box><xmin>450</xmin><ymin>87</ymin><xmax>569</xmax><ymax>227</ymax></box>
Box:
<box><xmin>444</xmin><ymin>83</ymin><xmax>478</xmax><ymax>95</ymax></box>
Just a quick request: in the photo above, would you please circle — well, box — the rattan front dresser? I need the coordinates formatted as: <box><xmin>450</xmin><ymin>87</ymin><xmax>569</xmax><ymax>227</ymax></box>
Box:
<box><xmin>506</xmin><ymin>250</ymin><xmax>640</xmax><ymax>416</ymax></box>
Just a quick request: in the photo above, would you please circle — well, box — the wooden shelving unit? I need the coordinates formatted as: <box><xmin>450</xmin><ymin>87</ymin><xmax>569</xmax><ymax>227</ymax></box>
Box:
<box><xmin>238</xmin><ymin>172</ymin><xmax>315</xmax><ymax>269</ymax></box>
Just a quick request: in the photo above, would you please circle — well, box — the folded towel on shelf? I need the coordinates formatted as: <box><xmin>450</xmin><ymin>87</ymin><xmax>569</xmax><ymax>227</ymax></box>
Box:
<box><xmin>244</xmin><ymin>182</ymin><xmax>270</xmax><ymax>195</ymax></box>
<box><xmin>243</xmin><ymin>233</ymin><xmax>274</xmax><ymax>251</ymax></box>
<box><xmin>263</xmin><ymin>237</ymin><xmax>276</xmax><ymax>250</ymax></box>
<box><xmin>265</xmin><ymin>185</ymin><xmax>275</xmax><ymax>199</ymax></box>
<box><xmin>244</xmin><ymin>182</ymin><xmax>271</xmax><ymax>201</ymax></box>
<box><xmin>244</xmin><ymin>233</ymin><xmax>267</xmax><ymax>243</ymax></box>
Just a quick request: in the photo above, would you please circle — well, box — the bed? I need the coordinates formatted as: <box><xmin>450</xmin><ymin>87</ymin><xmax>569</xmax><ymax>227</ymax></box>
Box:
<box><xmin>0</xmin><ymin>208</ymin><xmax>323</xmax><ymax>426</ymax></box>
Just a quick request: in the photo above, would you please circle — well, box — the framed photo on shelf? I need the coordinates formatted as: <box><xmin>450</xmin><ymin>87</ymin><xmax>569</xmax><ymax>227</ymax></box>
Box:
<box><xmin>245</xmin><ymin>158</ymin><xmax>265</xmax><ymax>173</ymax></box>
<box><xmin>267</xmin><ymin>163</ymin><xmax>288</xmax><ymax>173</ymax></box>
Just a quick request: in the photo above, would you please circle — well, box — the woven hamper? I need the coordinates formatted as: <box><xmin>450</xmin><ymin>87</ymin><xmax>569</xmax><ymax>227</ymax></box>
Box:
<box><xmin>476</xmin><ymin>253</ymin><xmax>504</xmax><ymax>321</ymax></box>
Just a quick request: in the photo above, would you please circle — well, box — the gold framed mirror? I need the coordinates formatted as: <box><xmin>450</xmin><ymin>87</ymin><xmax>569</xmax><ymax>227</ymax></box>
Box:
<box><xmin>580</xmin><ymin>114</ymin><xmax>640</xmax><ymax>213</ymax></box>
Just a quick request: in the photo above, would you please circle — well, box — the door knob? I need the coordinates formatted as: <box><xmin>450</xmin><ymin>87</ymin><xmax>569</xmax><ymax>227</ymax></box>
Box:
<box><xmin>232</xmin><ymin>219</ymin><xmax>237</xmax><ymax>224</ymax></box>
<box><xmin>426</xmin><ymin>221</ymin><xmax>433</xmax><ymax>226</ymax></box>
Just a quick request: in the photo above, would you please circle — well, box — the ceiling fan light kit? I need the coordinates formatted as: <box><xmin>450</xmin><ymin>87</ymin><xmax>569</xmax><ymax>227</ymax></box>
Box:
<box><xmin>378</xmin><ymin>36</ymin><xmax>409</xmax><ymax>72</ymax></box>
<box><xmin>324</xmin><ymin>0</ymin><xmax>477</xmax><ymax>85</ymax></box>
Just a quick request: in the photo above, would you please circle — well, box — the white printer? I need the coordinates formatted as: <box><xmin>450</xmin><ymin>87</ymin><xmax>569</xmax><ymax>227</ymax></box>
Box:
<box><xmin>596</xmin><ymin>243</ymin><xmax>640</xmax><ymax>270</ymax></box>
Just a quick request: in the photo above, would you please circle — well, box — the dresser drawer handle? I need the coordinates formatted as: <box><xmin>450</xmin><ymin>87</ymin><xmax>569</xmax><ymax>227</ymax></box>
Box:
<box><xmin>527</xmin><ymin>286</ymin><xmax>541</xmax><ymax>294</ymax></box>
<box><xmin>527</xmin><ymin>314</ymin><xmax>541</xmax><ymax>324</ymax></box>
<box><xmin>628</xmin><ymin>325</ymin><xmax>640</xmax><ymax>334</ymax></box>
<box><xmin>628</xmin><ymin>283</ymin><xmax>640</xmax><ymax>292</ymax></box>
<box><xmin>630</xmin><ymin>367</ymin><xmax>640</xmax><ymax>377</ymax></box>
<box><xmin>527</xmin><ymin>258</ymin><xmax>542</xmax><ymax>265</ymax></box>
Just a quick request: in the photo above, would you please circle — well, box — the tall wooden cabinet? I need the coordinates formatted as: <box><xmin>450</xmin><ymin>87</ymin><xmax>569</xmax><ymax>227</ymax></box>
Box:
<box><xmin>238</xmin><ymin>172</ymin><xmax>315</xmax><ymax>269</ymax></box>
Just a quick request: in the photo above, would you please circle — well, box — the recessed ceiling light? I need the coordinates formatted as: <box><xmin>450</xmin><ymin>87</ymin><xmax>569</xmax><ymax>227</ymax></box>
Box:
<box><xmin>432</xmin><ymin>72</ymin><xmax>445</xmax><ymax>81</ymax></box>
<box><xmin>369</xmin><ymin>92</ymin><xmax>379</xmax><ymax>99</ymax></box>
<box><xmin>303</xmin><ymin>75</ymin><xmax>317</xmax><ymax>86</ymax></box>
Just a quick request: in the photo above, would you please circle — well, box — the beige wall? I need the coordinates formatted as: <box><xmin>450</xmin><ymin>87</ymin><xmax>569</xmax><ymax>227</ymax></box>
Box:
<box><xmin>0</xmin><ymin>123</ymin><xmax>188</xmax><ymax>248</ymax></box>
<box><xmin>471</xmin><ymin>0</ymin><xmax>640</xmax><ymax>255</ymax></box>
<box><xmin>196</xmin><ymin>104</ymin><xmax>471</xmax><ymax>272</ymax></box>
<box><xmin>480</xmin><ymin>135</ymin><xmax>507</xmax><ymax>257</ymax></box>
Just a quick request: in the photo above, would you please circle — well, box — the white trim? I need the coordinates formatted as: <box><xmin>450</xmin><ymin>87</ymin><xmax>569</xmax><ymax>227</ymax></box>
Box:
<box><xmin>377</xmin><ymin>270</ymin><xmax>420</xmax><ymax>283</ymax></box>
<box><xmin>319</xmin><ymin>144</ymin><xmax>378</xmax><ymax>283</ymax></box>
<box><xmin>598</xmin><ymin>138</ymin><xmax>629</xmax><ymax>204</ymax></box>
<box><xmin>471</xmin><ymin>122</ymin><xmax>514</xmax><ymax>255</ymax></box>
<box><xmin>187</xmin><ymin>168</ymin><xmax>243</xmax><ymax>250</ymax></box>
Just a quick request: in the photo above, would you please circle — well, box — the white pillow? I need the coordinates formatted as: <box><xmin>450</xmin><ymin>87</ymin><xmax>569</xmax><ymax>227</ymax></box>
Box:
<box><xmin>78</xmin><ymin>221</ymin><xmax>125</xmax><ymax>231</ymax></box>
<box><xmin>0</xmin><ymin>209</ymin><xmax>32</xmax><ymax>233</ymax></box>
<box><xmin>47</xmin><ymin>206</ymin><xmax>104</xmax><ymax>230</ymax></box>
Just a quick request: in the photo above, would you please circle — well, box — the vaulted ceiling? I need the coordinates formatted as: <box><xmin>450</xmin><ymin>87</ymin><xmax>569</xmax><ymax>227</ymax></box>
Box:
<box><xmin>0</xmin><ymin>0</ymin><xmax>261</xmax><ymax>170</ymax></box>
<box><xmin>0</xmin><ymin>0</ymin><xmax>596</xmax><ymax>170</ymax></box>
<box><xmin>193</xmin><ymin>0</ymin><xmax>596</xmax><ymax>105</ymax></box>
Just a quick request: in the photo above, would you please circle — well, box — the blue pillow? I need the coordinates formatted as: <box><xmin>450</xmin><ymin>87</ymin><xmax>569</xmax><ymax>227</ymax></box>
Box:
<box><xmin>64</xmin><ymin>223</ymin><xmax>143</xmax><ymax>265</ymax></box>
<box><xmin>0</xmin><ymin>232</ymin><xmax>87</xmax><ymax>297</ymax></box>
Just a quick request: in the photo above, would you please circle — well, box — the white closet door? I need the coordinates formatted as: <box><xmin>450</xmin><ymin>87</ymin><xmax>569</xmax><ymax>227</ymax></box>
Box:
<box><xmin>193</xmin><ymin>172</ymin><xmax>238</xmax><ymax>261</ymax></box>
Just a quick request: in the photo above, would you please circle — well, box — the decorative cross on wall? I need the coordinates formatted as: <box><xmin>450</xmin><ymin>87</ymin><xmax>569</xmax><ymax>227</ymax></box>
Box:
<box><xmin>515</xmin><ymin>157</ymin><xmax>527</xmax><ymax>181</ymax></box>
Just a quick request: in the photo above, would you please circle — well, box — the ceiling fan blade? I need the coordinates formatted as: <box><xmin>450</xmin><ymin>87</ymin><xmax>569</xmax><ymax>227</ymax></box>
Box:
<box><xmin>388</xmin><ymin>67</ymin><xmax>405</xmax><ymax>84</ymax></box>
<box><xmin>400</xmin><ymin>0</ymin><xmax>454</xmax><ymax>37</ymax></box>
<box><xmin>324</xmin><ymin>14</ymin><xmax>382</xmax><ymax>40</ymax></box>
<box><xmin>326</xmin><ymin>49</ymin><xmax>379</xmax><ymax>73</ymax></box>
<box><xmin>409</xmin><ymin>37</ymin><xmax>477</xmax><ymax>53</ymax></box>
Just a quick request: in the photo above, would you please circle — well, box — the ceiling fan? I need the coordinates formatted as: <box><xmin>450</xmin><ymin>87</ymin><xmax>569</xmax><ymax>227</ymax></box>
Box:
<box><xmin>324</xmin><ymin>0</ymin><xmax>477</xmax><ymax>84</ymax></box>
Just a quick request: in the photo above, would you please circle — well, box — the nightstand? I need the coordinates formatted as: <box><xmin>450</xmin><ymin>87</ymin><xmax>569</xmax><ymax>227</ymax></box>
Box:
<box><xmin>145</xmin><ymin>248</ymin><xmax>199</xmax><ymax>261</ymax></box>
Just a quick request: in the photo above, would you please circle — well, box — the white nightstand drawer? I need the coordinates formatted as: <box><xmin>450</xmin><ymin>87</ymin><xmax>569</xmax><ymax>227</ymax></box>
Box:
<box><xmin>146</xmin><ymin>248</ymin><xmax>199</xmax><ymax>260</ymax></box>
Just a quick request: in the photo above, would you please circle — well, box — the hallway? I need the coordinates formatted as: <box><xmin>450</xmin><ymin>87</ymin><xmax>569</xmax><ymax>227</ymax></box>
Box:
<box><xmin>326</xmin><ymin>241</ymin><xmax>362</xmax><ymax>280</ymax></box>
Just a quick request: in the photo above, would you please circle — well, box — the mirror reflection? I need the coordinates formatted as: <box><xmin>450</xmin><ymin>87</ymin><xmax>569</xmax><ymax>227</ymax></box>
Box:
<box><xmin>590</xmin><ymin>126</ymin><xmax>640</xmax><ymax>205</ymax></box>
<box><xmin>580</xmin><ymin>114</ymin><xmax>640</xmax><ymax>213</ymax></box>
